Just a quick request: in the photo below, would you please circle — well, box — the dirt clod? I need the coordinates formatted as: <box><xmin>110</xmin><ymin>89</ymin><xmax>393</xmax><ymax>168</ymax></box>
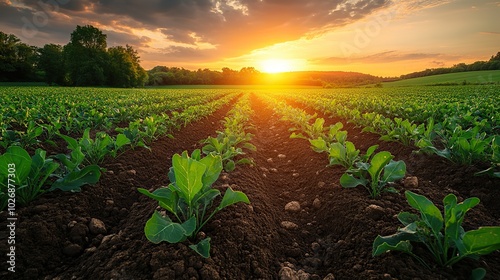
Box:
<box><xmin>281</xmin><ymin>221</ymin><xmax>299</xmax><ymax>230</ymax></box>
<box><xmin>89</xmin><ymin>218</ymin><xmax>107</xmax><ymax>235</ymax></box>
<box><xmin>285</xmin><ymin>201</ymin><xmax>301</xmax><ymax>212</ymax></box>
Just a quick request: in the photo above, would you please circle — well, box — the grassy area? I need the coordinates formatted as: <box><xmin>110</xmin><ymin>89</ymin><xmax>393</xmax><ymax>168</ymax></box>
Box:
<box><xmin>382</xmin><ymin>70</ymin><xmax>500</xmax><ymax>87</ymax></box>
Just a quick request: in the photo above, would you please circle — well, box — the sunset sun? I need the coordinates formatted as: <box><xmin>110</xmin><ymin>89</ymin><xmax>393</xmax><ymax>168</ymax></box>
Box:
<box><xmin>260</xmin><ymin>59</ymin><xmax>294</xmax><ymax>73</ymax></box>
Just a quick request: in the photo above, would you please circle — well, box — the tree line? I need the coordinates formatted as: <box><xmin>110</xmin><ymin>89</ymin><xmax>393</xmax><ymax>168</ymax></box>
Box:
<box><xmin>400</xmin><ymin>52</ymin><xmax>500</xmax><ymax>80</ymax></box>
<box><xmin>1</xmin><ymin>25</ymin><xmax>147</xmax><ymax>87</ymax></box>
<box><xmin>0</xmin><ymin>25</ymin><xmax>384</xmax><ymax>87</ymax></box>
<box><xmin>147</xmin><ymin>67</ymin><xmax>385</xmax><ymax>87</ymax></box>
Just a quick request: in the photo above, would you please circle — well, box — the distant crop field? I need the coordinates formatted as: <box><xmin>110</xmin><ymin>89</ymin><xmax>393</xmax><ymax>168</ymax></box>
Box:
<box><xmin>383</xmin><ymin>70</ymin><xmax>500</xmax><ymax>87</ymax></box>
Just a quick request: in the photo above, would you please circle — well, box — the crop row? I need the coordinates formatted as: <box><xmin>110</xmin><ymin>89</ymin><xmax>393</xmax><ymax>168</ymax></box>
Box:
<box><xmin>257</xmin><ymin>92</ymin><xmax>500</xmax><ymax>277</ymax></box>
<box><xmin>0</xmin><ymin>90</ymin><xmax>239</xmax><ymax>211</ymax></box>
<box><xmin>258</xmin><ymin>93</ymin><xmax>406</xmax><ymax>198</ymax></box>
<box><xmin>266</xmin><ymin>87</ymin><xmax>499</xmax><ymax>177</ymax></box>
<box><xmin>139</xmin><ymin>93</ymin><xmax>255</xmax><ymax>257</ymax></box>
<box><xmin>0</xmin><ymin>87</ymin><xmax>237</xmax><ymax>150</ymax></box>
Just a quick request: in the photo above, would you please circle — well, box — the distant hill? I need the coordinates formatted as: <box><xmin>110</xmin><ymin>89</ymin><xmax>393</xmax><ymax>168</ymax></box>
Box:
<box><xmin>382</xmin><ymin>70</ymin><xmax>500</xmax><ymax>87</ymax></box>
<box><xmin>265</xmin><ymin>71</ymin><xmax>384</xmax><ymax>87</ymax></box>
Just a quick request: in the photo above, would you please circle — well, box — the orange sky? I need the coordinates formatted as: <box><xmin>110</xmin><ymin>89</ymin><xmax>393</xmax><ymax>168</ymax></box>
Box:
<box><xmin>1</xmin><ymin>0</ymin><xmax>499</xmax><ymax>76</ymax></box>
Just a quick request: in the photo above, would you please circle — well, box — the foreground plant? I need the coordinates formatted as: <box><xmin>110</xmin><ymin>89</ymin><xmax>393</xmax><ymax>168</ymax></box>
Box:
<box><xmin>138</xmin><ymin>150</ymin><xmax>250</xmax><ymax>257</ymax></box>
<box><xmin>50</xmin><ymin>147</ymin><xmax>101</xmax><ymax>192</ymax></box>
<box><xmin>0</xmin><ymin>146</ymin><xmax>58</xmax><ymax>207</ymax></box>
<box><xmin>340</xmin><ymin>150</ymin><xmax>406</xmax><ymax>198</ymax></box>
<box><xmin>373</xmin><ymin>191</ymin><xmax>500</xmax><ymax>272</ymax></box>
<box><xmin>0</xmin><ymin>145</ymin><xmax>102</xmax><ymax>210</ymax></box>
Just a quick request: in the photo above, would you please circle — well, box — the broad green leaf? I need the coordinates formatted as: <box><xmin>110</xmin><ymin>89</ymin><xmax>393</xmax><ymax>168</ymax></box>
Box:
<box><xmin>310</xmin><ymin>138</ymin><xmax>328</xmax><ymax>153</ymax></box>
<box><xmin>328</xmin><ymin>142</ymin><xmax>345</xmax><ymax>165</ymax></box>
<box><xmin>189</xmin><ymin>237</ymin><xmax>211</xmax><ymax>258</ymax></box>
<box><xmin>242</xmin><ymin>142</ymin><xmax>256</xmax><ymax>151</ymax></box>
<box><xmin>345</xmin><ymin>141</ymin><xmax>358</xmax><ymax>155</ymax></box>
<box><xmin>471</xmin><ymin>268</ymin><xmax>486</xmax><ymax>280</ymax></box>
<box><xmin>290</xmin><ymin>132</ymin><xmax>306</xmax><ymax>140</ymax></box>
<box><xmin>199</xmin><ymin>154</ymin><xmax>223</xmax><ymax>187</ymax></box>
<box><xmin>398</xmin><ymin>212</ymin><xmax>419</xmax><ymax>226</ymax></box>
<box><xmin>236</xmin><ymin>158</ymin><xmax>253</xmax><ymax>165</ymax></box>
<box><xmin>372</xmin><ymin>236</ymin><xmax>413</xmax><ymax>257</ymax></box>
<box><xmin>115</xmin><ymin>133</ymin><xmax>131</xmax><ymax>148</ymax></box>
<box><xmin>224</xmin><ymin>160</ymin><xmax>235</xmax><ymax>172</ymax></box>
<box><xmin>459</xmin><ymin>227</ymin><xmax>500</xmax><ymax>256</ymax></box>
<box><xmin>59</xmin><ymin>134</ymin><xmax>79</xmax><ymax>150</ymax></box>
<box><xmin>368</xmin><ymin>151</ymin><xmax>393</xmax><ymax>184</ymax></box>
<box><xmin>138</xmin><ymin>187</ymin><xmax>179</xmax><ymax>215</ymax></box>
<box><xmin>444</xmin><ymin>194</ymin><xmax>479</xmax><ymax>243</ymax></box>
<box><xmin>191</xmin><ymin>149</ymin><xmax>202</xmax><ymax>160</ymax></box>
<box><xmin>382</xmin><ymin>160</ymin><xmax>406</xmax><ymax>183</ymax></box>
<box><xmin>145</xmin><ymin>212</ymin><xmax>195</xmax><ymax>243</ymax></box>
<box><xmin>365</xmin><ymin>145</ymin><xmax>378</xmax><ymax>159</ymax></box>
<box><xmin>171</xmin><ymin>154</ymin><xmax>206</xmax><ymax>205</ymax></box>
<box><xmin>335</xmin><ymin>131</ymin><xmax>348</xmax><ymax>144</ymax></box>
<box><xmin>193</xmin><ymin>189</ymin><xmax>220</xmax><ymax>209</ymax></box>
<box><xmin>217</xmin><ymin>187</ymin><xmax>250</xmax><ymax>210</ymax></box>
<box><xmin>0</xmin><ymin>146</ymin><xmax>32</xmax><ymax>186</ymax></box>
<box><xmin>340</xmin><ymin>173</ymin><xmax>367</xmax><ymax>188</ymax></box>
<box><xmin>405</xmin><ymin>191</ymin><xmax>443</xmax><ymax>235</ymax></box>
<box><xmin>49</xmin><ymin>165</ymin><xmax>101</xmax><ymax>192</ymax></box>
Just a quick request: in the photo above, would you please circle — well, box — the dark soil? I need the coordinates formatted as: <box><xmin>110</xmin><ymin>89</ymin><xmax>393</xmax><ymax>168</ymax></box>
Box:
<box><xmin>1</xmin><ymin>93</ymin><xmax>499</xmax><ymax>280</ymax></box>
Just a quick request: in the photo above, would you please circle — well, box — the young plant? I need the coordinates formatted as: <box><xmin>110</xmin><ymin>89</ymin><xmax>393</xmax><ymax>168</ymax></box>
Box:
<box><xmin>378</xmin><ymin>118</ymin><xmax>425</xmax><ymax>146</ymax></box>
<box><xmin>373</xmin><ymin>191</ymin><xmax>500</xmax><ymax>270</ymax></box>
<box><xmin>340</xmin><ymin>150</ymin><xmax>406</xmax><ymax>198</ymax></box>
<box><xmin>59</xmin><ymin>128</ymin><xmax>130</xmax><ymax>166</ymax></box>
<box><xmin>20</xmin><ymin>121</ymin><xmax>44</xmax><ymax>147</ymax></box>
<box><xmin>41</xmin><ymin>118</ymin><xmax>62</xmax><ymax>146</ymax></box>
<box><xmin>49</xmin><ymin>147</ymin><xmax>101</xmax><ymax>192</ymax></box>
<box><xmin>202</xmin><ymin>134</ymin><xmax>255</xmax><ymax>172</ymax></box>
<box><xmin>0</xmin><ymin>146</ymin><xmax>59</xmax><ymax>207</ymax></box>
<box><xmin>329</xmin><ymin>143</ymin><xmax>378</xmax><ymax>170</ymax></box>
<box><xmin>138</xmin><ymin>150</ymin><xmax>250</xmax><ymax>257</ymax></box>
<box><xmin>475</xmin><ymin>136</ymin><xmax>500</xmax><ymax>178</ymax></box>
<box><xmin>115</xmin><ymin>121</ymin><xmax>150</xmax><ymax>149</ymax></box>
<box><xmin>421</xmin><ymin>122</ymin><xmax>493</xmax><ymax>165</ymax></box>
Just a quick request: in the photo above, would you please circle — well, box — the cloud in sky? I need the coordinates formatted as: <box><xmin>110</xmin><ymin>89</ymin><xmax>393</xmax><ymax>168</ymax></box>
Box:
<box><xmin>2</xmin><ymin>0</ymin><xmax>393</xmax><ymax>58</ymax></box>
<box><xmin>1</xmin><ymin>0</ymin><xmax>499</xmax><ymax>75</ymax></box>
<box><xmin>316</xmin><ymin>51</ymin><xmax>461</xmax><ymax>64</ymax></box>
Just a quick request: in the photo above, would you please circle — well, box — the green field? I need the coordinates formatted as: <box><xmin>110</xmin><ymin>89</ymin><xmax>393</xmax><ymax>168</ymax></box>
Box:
<box><xmin>383</xmin><ymin>70</ymin><xmax>500</xmax><ymax>87</ymax></box>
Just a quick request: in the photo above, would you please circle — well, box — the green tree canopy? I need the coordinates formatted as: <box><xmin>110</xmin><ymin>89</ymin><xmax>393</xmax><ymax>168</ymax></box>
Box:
<box><xmin>38</xmin><ymin>44</ymin><xmax>65</xmax><ymax>85</ymax></box>
<box><xmin>64</xmin><ymin>25</ymin><xmax>108</xmax><ymax>86</ymax></box>
<box><xmin>0</xmin><ymin>31</ymin><xmax>38</xmax><ymax>81</ymax></box>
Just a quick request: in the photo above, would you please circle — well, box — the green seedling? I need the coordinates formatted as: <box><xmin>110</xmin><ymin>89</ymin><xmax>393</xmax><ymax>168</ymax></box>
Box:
<box><xmin>340</xmin><ymin>150</ymin><xmax>406</xmax><ymax>198</ymax></box>
<box><xmin>138</xmin><ymin>150</ymin><xmax>250</xmax><ymax>257</ymax></box>
<box><xmin>373</xmin><ymin>191</ymin><xmax>500</xmax><ymax>273</ymax></box>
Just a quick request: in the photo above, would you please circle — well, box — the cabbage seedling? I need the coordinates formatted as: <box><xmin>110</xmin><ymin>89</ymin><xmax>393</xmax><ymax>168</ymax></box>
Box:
<box><xmin>139</xmin><ymin>150</ymin><xmax>250</xmax><ymax>257</ymax></box>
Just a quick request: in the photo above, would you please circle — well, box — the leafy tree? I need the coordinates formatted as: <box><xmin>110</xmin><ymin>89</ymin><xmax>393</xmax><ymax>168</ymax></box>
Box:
<box><xmin>107</xmin><ymin>45</ymin><xmax>147</xmax><ymax>87</ymax></box>
<box><xmin>0</xmin><ymin>31</ymin><xmax>38</xmax><ymax>82</ymax></box>
<box><xmin>63</xmin><ymin>25</ymin><xmax>107</xmax><ymax>86</ymax></box>
<box><xmin>490</xmin><ymin>52</ymin><xmax>500</xmax><ymax>62</ymax></box>
<box><xmin>38</xmin><ymin>44</ymin><xmax>65</xmax><ymax>85</ymax></box>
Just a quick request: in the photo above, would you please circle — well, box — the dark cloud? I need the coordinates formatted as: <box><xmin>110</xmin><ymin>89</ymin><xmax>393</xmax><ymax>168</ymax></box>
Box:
<box><xmin>480</xmin><ymin>31</ymin><xmax>500</xmax><ymax>35</ymax></box>
<box><xmin>106</xmin><ymin>29</ymin><xmax>152</xmax><ymax>48</ymax></box>
<box><xmin>431</xmin><ymin>60</ymin><xmax>445</xmax><ymax>67</ymax></box>
<box><xmin>1</xmin><ymin>0</ymin><xmax>394</xmax><ymax>62</ymax></box>
<box><xmin>316</xmin><ymin>51</ymin><xmax>461</xmax><ymax>64</ymax></box>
